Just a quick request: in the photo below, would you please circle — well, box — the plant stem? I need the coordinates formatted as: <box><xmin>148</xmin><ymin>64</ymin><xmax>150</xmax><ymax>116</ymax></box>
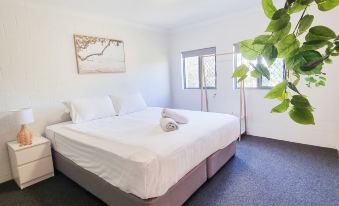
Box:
<box><xmin>286</xmin><ymin>6</ymin><xmax>309</xmax><ymax>82</ymax></box>
<box><xmin>284</xmin><ymin>0</ymin><xmax>289</xmax><ymax>9</ymax></box>
<box><xmin>293</xmin><ymin>7</ymin><xmax>308</xmax><ymax>35</ymax></box>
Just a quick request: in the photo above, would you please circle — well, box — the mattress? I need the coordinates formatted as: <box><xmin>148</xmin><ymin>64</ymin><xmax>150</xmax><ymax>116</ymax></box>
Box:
<box><xmin>45</xmin><ymin>107</ymin><xmax>239</xmax><ymax>199</ymax></box>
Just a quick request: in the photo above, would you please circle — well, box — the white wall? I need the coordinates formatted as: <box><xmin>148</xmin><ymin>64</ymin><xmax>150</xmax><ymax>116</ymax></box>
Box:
<box><xmin>169</xmin><ymin>7</ymin><xmax>339</xmax><ymax>150</ymax></box>
<box><xmin>0</xmin><ymin>1</ymin><xmax>171</xmax><ymax>183</ymax></box>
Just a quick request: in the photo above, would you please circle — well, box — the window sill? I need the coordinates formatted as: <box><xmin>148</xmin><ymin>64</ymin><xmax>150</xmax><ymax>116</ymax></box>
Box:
<box><xmin>234</xmin><ymin>87</ymin><xmax>273</xmax><ymax>90</ymax></box>
<box><xmin>184</xmin><ymin>88</ymin><xmax>217</xmax><ymax>90</ymax></box>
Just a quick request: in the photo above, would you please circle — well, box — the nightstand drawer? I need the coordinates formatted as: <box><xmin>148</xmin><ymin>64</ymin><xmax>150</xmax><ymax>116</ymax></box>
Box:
<box><xmin>17</xmin><ymin>156</ymin><xmax>53</xmax><ymax>184</ymax></box>
<box><xmin>16</xmin><ymin>143</ymin><xmax>51</xmax><ymax>166</ymax></box>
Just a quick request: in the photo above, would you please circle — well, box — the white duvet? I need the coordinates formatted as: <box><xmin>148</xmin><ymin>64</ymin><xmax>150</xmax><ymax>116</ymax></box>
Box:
<box><xmin>45</xmin><ymin>107</ymin><xmax>239</xmax><ymax>199</ymax></box>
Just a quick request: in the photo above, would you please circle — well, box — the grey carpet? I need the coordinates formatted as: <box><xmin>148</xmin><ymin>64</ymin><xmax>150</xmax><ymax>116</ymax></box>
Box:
<box><xmin>0</xmin><ymin>135</ymin><xmax>338</xmax><ymax>206</ymax></box>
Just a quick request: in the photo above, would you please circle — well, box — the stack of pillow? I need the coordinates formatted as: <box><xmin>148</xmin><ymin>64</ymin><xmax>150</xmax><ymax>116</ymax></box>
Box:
<box><xmin>65</xmin><ymin>93</ymin><xmax>189</xmax><ymax>133</ymax></box>
<box><xmin>66</xmin><ymin>93</ymin><xmax>147</xmax><ymax>124</ymax></box>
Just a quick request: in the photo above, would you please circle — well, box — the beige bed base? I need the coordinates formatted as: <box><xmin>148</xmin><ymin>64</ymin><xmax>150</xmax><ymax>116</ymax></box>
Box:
<box><xmin>52</xmin><ymin>141</ymin><xmax>236</xmax><ymax>206</ymax></box>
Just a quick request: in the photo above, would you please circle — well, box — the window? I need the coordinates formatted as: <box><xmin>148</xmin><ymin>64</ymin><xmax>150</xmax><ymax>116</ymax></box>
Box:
<box><xmin>233</xmin><ymin>44</ymin><xmax>285</xmax><ymax>89</ymax></box>
<box><xmin>182</xmin><ymin>47</ymin><xmax>216</xmax><ymax>89</ymax></box>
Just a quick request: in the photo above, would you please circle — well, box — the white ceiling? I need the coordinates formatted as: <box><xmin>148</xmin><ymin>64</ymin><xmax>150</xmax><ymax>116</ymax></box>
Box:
<box><xmin>22</xmin><ymin>0</ymin><xmax>260</xmax><ymax>30</ymax></box>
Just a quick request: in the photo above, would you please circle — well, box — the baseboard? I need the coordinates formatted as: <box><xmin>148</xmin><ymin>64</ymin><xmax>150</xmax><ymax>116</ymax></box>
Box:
<box><xmin>0</xmin><ymin>173</ymin><xmax>12</xmax><ymax>184</ymax></box>
<box><xmin>246</xmin><ymin>133</ymin><xmax>336</xmax><ymax>150</ymax></box>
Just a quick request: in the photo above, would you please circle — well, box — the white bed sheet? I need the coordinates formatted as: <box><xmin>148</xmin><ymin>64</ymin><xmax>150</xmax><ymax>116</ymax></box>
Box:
<box><xmin>45</xmin><ymin>107</ymin><xmax>239</xmax><ymax>199</ymax></box>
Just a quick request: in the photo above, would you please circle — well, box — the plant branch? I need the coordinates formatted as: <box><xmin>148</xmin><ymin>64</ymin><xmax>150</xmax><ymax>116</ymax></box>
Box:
<box><xmin>284</xmin><ymin>0</ymin><xmax>289</xmax><ymax>9</ymax></box>
<box><xmin>293</xmin><ymin>7</ymin><xmax>308</xmax><ymax>35</ymax></box>
<box><xmin>78</xmin><ymin>40</ymin><xmax>112</xmax><ymax>61</ymax></box>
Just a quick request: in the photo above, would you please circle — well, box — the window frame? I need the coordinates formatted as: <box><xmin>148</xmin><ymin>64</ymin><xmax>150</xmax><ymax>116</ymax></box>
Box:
<box><xmin>182</xmin><ymin>47</ymin><xmax>217</xmax><ymax>90</ymax></box>
<box><xmin>233</xmin><ymin>52</ymin><xmax>286</xmax><ymax>90</ymax></box>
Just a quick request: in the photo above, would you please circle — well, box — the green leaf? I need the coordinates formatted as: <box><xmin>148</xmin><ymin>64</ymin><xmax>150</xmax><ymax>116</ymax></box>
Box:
<box><xmin>265</xmin><ymin>10</ymin><xmax>290</xmax><ymax>32</ymax></box>
<box><xmin>277</xmin><ymin>34</ymin><xmax>300</xmax><ymax>58</ymax></box>
<box><xmin>325</xmin><ymin>42</ymin><xmax>335</xmax><ymax>54</ymax></box>
<box><xmin>269</xmin><ymin>23</ymin><xmax>291</xmax><ymax>43</ymax></box>
<box><xmin>289</xmin><ymin>107</ymin><xmax>315</xmax><ymax>125</ymax></box>
<box><xmin>289</xmin><ymin>50</ymin><xmax>323</xmax><ymax>74</ymax></box>
<box><xmin>298</xmin><ymin>50</ymin><xmax>324</xmax><ymax>72</ymax></box>
<box><xmin>305</xmin><ymin>76</ymin><xmax>317</xmax><ymax>83</ymax></box>
<box><xmin>306</xmin><ymin>26</ymin><xmax>337</xmax><ymax>41</ymax></box>
<box><xmin>271</xmin><ymin>99</ymin><xmax>290</xmax><ymax>113</ymax></box>
<box><xmin>277</xmin><ymin>92</ymin><xmax>289</xmax><ymax>102</ymax></box>
<box><xmin>315</xmin><ymin>0</ymin><xmax>339</xmax><ymax>11</ymax></box>
<box><xmin>301</xmin><ymin>40</ymin><xmax>329</xmax><ymax>50</ymax></box>
<box><xmin>286</xmin><ymin>54</ymin><xmax>301</xmax><ymax>71</ymax></box>
<box><xmin>251</xmin><ymin>70</ymin><xmax>259</xmax><ymax>78</ymax></box>
<box><xmin>239</xmin><ymin>40</ymin><xmax>265</xmax><ymax>60</ymax></box>
<box><xmin>271</xmin><ymin>9</ymin><xmax>287</xmax><ymax>19</ymax></box>
<box><xmin>298</xmin><ymin>0</ymin><xmax>315</xmax><ymax>5</ymax></box>
<box><xmin>254</xmin><ymin>63</ymin><xmax>271</xmax><ymax>80</ymax></box>
<box><xmin>316</xmin><ymin>80</ymin><xmax>326</xmax><ymax>86</ymax></box>
<box><xmin>291</xmin><ymin>95</ymin><xmax>311</xmax><ymax>108</ymax></box>
<box><xmin>254</xmin><ymin>35</ymin><xmax>271</xmax><ymax>45</ymax></box>
<box><xmin>288</xmin><ymin>82</ymin><xmax>301</xmax><ymax>94</ymax></box>
<box><xmin>265</xmin><ymin>80</ymin><xmax>288</xmax><ymax>99</ymax></box>
<box><xmin>288</xmin><ymin>2</ymin><xmax>307</xmax><ymax>14</ymax></box>
<box><xmin>262</xmin><ymin>44</ymin><xmax>278</xmax><ymax>66</ymax></box>
<box><xmin>297</xmin><ymin>15</ymin><xmax>314</xmax><ymax>36</ymax></box>
<box><xmin>262</xmin><ymin>0</ymin><xmax>277</xmax><ymax>19</ymax></box>
<box><xmin>324</xmin><ymin>58</ymin><xmax>332</xmax><ymax>64</ymax></box>
<box><xmin>232</xmin><ymin>64</ymin><xmax>249</xmax><ymax>78</ymax></box>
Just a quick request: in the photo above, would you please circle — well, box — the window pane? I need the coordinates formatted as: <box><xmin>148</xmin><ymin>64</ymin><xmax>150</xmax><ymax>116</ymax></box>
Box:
<box><xmin>236</xmin><ymin>54</ymin><xmax>258</xmax><ymax>88</ymax></box>
<box><xmin>202</xmin><ymin>56</ymin><xmax>216</xmax><ymax>88</ymax></box>
<box><xmin>261</xmin><ymin>58</ymin><xmax>285</xmax><ymax>87</ymax></box>
<box><xmin>184</xmin><ymin>56</ymin><xmax>199</xmax><ymax>88</ymax></box>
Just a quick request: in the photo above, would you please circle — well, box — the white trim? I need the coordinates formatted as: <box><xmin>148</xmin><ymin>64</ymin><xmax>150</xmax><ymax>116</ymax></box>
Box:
<box><xmin>0</xmin><ymin>173</ymin><xmax>12</xmax><ymax>184</ymax></box>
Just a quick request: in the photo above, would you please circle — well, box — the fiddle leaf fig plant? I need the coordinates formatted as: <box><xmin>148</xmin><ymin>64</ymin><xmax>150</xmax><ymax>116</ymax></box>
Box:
<box><xmin>233</xmin><ymin>0</ymin><xmax>339</xmax><ymax>125</ymax></box>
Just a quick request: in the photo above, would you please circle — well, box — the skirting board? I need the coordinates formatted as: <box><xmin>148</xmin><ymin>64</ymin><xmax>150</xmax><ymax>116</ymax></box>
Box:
<box><xmin>0</xmin><ymin>173</ymin><xmax>12</xmax><ymax>184</ymax></box>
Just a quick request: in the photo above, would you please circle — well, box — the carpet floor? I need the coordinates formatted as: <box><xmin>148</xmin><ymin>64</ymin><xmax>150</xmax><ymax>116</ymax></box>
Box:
<box><xmin>0</xmin><ymin>135</ymin><xmax>338</xmax><ymax>206</ymax></box>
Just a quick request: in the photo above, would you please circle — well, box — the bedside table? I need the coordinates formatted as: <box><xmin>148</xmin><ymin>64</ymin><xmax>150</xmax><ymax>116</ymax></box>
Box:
<box><xmin>7</xmin><ymin>136</ymin><xmax>54</xmax><ymax>189</ymax></box>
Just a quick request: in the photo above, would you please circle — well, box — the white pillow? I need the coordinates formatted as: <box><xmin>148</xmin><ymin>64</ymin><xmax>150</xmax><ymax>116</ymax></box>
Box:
<box><xmin>70</xmin><ymin>96</ymin><xmax>116</xmax><ymax>123</ymax></box>
<box><xmin>111</xmin><ymin>93</ymin><xmax>147</xmax><ymax>115</ymax></box>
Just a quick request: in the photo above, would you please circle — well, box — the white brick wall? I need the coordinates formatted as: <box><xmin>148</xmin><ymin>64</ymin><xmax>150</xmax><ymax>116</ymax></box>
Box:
<box><xmin>0</xmin><ymin>2</ymin><xmax>171</xmax><ymax>183</ymax></box>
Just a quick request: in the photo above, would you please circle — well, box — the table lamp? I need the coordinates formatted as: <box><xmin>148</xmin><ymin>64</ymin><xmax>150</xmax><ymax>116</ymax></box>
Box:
<box><xmin>15</xmin><ymin>108</ymin><xmax>34</xmax><ymax>146</ymax></box>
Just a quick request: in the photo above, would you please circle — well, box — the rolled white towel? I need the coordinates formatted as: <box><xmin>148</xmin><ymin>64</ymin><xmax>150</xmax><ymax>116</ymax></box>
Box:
<box><xmin>160</xmin><ymin>118</ymin><xmax>178</xmax><ymax>132</ymax></box>
<box><xmin>162</xmin><ymin>108</ymin><xmax>189</xmax><ymax>124</ymax></box>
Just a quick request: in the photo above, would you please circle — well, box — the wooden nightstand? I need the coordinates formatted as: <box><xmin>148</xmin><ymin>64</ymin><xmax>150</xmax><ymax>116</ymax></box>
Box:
<box><xmin>7</xmin><ymin>136</ymin><xmax>54</xmax><ymax>189</ymax></box>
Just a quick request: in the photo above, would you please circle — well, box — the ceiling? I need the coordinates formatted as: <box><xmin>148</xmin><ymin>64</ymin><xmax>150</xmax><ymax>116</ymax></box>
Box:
<box><xmin>22</xmin><ymin>0</ymin><xmax>260</xmax><ymax>30</ymax></box>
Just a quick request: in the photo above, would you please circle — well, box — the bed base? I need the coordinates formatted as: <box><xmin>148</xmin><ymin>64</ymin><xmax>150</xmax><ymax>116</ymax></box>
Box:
<box><xmin>52</xmin><ymin>141</ymin><xmax>236</xmax><ymax>206</ymax></box>
<box><xmin>207</xmin><ymin>141</ymin><xmax>236</xmax><ymax>178</ymax></box>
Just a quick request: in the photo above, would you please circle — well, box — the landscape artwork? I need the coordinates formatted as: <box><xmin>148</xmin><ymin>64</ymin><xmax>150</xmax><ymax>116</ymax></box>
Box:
<box><xmin>74</xmin><ymin>35</ymin><xmax>126</xmax><ymax>73</ymax></box>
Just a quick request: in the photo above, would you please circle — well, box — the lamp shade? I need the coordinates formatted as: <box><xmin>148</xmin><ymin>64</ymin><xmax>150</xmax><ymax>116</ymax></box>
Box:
<box><xmin>15</xmin><ymin>108</ymin><xmax>34</xmax><ymax>125</ymax></box>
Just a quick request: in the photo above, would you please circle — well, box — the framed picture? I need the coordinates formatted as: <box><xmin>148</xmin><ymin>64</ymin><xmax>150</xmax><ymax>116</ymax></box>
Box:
<box><xmin>74</xmin><ymin>34</ymin><xmax>126</xmax><ymax>74</ymax></box>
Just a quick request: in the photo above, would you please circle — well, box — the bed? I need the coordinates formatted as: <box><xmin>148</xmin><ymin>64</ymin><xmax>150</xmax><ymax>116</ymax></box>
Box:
<box><xmin>45</xmin><ymin>107</ymin><xmax>239</xmax><ymax>205</ymax></box>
